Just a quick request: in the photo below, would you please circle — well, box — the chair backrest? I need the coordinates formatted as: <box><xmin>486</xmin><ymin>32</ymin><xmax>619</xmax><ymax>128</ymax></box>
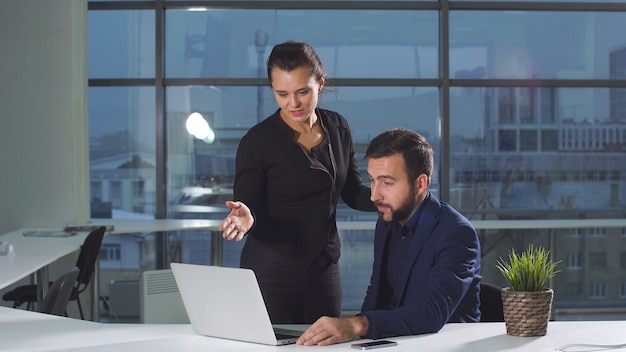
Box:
<box><xmin>479</xmin><ymin>281</ymin><xmax>505</xmax><ymax>322</ymax></box>
<box><xmin>40</xmin><ymin>267</ymin><xmax>80</xmax><ymax>316</ymax></box>
<box><xmin>74</xmin><ymin>226</ymin><xmax>106</xmax><ymax>292</ymax></box>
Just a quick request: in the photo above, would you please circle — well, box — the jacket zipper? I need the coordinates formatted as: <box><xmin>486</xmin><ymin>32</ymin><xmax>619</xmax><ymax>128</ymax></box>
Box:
<box><xmin>308</xmin><ymin>141</ymin><xmax>337</xmax><ymax>240</ymax></box>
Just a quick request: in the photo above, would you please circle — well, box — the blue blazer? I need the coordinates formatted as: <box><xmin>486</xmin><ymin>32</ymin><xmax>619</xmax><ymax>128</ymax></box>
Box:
<box><xmin>360</xmin><ymin>194</ymin><xmax>481</xmax><ymax>339</ymax></box>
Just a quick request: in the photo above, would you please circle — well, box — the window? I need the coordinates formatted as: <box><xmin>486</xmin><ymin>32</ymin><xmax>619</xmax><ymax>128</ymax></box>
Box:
<box><xmin>620</xmin><ymin>282</ymin><xmax>626</xmax><ymax>299</ymax></box>
<box><xmin>589</xmin><ymin>282</ymin><xmax>607</xmax><ymax>300</ymax></box>
<box><xmin>589</xmin><ymin>228</ymin><xmax>607</xmax><ymax>237</ymax></box>
<box><xmin>588</xmin><ymin>252</ymin><xmax>607</xmax><ymax>271</ymax></box>
<box><xmin>621</xmin><ymin>252</ymin><xmax>626</xmax><ymax>270</ymax></box>
<box><xmin>566</xmin><ymin>228</ymin><xmax>583</xmax><ymax>238</ymax></box>
<box><xmin>498</xmin><ymin>130</ymin><xmax>517</xmax><ymax>152</ymax></box>
<box><xmin>88</xmin><ymin>1</ymin><xmax>626</xmax><ymax>317</ymax></box>
<box><xmin>540</xmin><ymin>130</ymin><xmax>559</xmax><ymax>151</ymax></box>
<box><xmin>567</xmin><ymin>252</ymin><xmax>582</xmax><ymax>270</ymax></box>
<box><xmin>90</xmin><ymin>181</ymin><xmax>102</xmax><ymax>202</ymax></box>
<box><xmin>100</xmin><ymin>244</ymin><xmax>121</xmax><ymax>261</ymax></box>
<box><xmin>110</xmin><ymin>181</ymin><xmax>123</xmax><ymax>209</ymax></box>
<box><xmin>520</xmin><ymin>130</ymin><xmax>538</xmax><ymax>152</ymax></box>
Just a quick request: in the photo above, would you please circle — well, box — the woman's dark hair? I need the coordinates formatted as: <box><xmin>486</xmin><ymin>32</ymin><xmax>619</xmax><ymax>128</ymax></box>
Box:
<box><xmin>365</xmin><ymin>128</ymin><xmax>434</xmax><ymax>184</ymax></box>
<box><xmin>266</xmin><ymin>41</ymin><xmax>325</xmax><ymax>85</ymax></box>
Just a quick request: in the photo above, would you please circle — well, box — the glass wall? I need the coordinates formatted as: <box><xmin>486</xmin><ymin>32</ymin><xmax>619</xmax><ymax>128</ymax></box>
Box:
<box><xmin>88</xmin><ymin>1</ymin><xmax>626</xmax><ymax>319</ymax></box>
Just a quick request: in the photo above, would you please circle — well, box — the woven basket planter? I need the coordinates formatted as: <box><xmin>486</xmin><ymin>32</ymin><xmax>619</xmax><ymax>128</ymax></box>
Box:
<box><xmin>501</xmin><ymin>287</ymin><xmax>554</xmax><ymax>337</ymax></box>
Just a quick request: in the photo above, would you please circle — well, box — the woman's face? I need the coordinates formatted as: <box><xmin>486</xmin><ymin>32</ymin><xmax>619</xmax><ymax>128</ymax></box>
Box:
<box><xmin>270</xmin><ymin>66</ymin><xmax>324</xmax><ymax>124</ymax></box>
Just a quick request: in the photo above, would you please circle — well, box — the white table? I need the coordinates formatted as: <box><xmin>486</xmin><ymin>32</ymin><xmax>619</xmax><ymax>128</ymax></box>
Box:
<box><xmin>90</xmin><ymin>218</ymin><xmax>222</xmax><ymax>234</ymax></box>
<box><xmin>0</xmin><ymin>307</ymin><xmax>191</xmax><ymax>352</ymax></box>
<box><xmin>0</xmin><ymin>220</ymin><xmax>224</xmax><ymax>321</ymax></box>
<box><xmin>2</xmin><ymin>307</ymin><xmax>626</xmax><ymax>352</ymax></box>
<box><xmin>0</xmin><ymin>229</ymin><xmax>91</xmax><ymax>307</ymax></box>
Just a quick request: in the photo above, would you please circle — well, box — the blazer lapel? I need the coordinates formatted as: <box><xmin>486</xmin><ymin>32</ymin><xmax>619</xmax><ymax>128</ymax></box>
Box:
<box><xmin>397</xmin><ymin>196</ymin><xmax>442</xmax><ymax>299</ymax></box>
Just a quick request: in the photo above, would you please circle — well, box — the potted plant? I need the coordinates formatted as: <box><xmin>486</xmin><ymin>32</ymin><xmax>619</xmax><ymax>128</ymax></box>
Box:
<box><xmin>496</xmin><ymin>244</ymin><xmax>561</xmax><ymax>337</ymax></box>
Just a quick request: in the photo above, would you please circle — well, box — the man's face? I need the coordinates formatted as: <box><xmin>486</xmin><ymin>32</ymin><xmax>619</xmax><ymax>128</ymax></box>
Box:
<box><xmin>367</xmin><ymin>153</ymin><xmax>421</xmax><ymax>225</ymax></box>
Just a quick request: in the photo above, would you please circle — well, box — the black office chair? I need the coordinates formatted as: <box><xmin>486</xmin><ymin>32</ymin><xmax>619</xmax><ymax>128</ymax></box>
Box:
<box><xmin>479</xmin><ymin>281</ymin><xmax>505</xmax><ymax>322</ymax></box>
<box><xmin>2</xmin><ymin>226</ymin><xmax>106</xmax><ymax>319</ymax></box>
<box><xmin>39</xmin><ymin>267</ymin><xmax>80</xmax><ymax>316</ymax></box>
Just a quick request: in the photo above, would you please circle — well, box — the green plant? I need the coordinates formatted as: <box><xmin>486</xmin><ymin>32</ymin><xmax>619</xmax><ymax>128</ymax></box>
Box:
<box><xmin>496</xmin><ymin>244</ymin><xmax>561</xmax><ymax>292</ymax></box>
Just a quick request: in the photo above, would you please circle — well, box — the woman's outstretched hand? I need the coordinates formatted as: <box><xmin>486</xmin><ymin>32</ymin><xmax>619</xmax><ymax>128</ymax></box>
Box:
<box><xmin>220</xmin><ymin>200</ymin><xmax>254</xmax><ymax>241</ymax></box>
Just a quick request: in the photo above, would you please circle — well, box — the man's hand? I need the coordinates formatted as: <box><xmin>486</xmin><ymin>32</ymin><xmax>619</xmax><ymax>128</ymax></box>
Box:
<box><xmin>296</xmin><ymin>315</ymin><xmax>369</xmax><ymax>346</ymax></box>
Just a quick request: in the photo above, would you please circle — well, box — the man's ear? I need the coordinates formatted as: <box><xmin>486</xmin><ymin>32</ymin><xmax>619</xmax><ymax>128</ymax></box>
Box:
<box><xmin>416</xmin><ymin>174</ymin><xmax>429</xmax><ymax>192</ymax></box>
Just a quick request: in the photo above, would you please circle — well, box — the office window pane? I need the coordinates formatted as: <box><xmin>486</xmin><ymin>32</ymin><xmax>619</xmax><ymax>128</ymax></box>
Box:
<box><xmin>165</xmin><ymin>85</ymin><xmax>439</xmax><ymax>199</ymax></box>
<box><xmin>165</xmin><ymin>9</ymin><xmax>437</xmax><ymax>78</ymax></box>
<box><xmin>449</xmin><ymin>87</ymin><xmax>626</xmax><ymax>218</ymax></box>
<box><xmin>87</xmin><ymin>0</ymin><xmax>626</xmax><ymax>320</ymax></box>
<box><xmin>450</xmin><ymin>11</ymin><xmax>626</xmax><ymax>79</ymax></box>
<box><xmin>88</xmin><ymin>10</ymin><xmax>155</xmax><ymax>78</ymax></box>
<box><xmin>89</xmin><ymin>87</ymin><xmax>157</xmax><ymax>218</ymax></box>
<box><xmin>166</xmin><ymin>85</ymin><xmax>439</xmax><ymax>208</ymax></box>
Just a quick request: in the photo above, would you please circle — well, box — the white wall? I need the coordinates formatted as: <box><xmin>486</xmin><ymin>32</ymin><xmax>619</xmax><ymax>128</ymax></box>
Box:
<box><xmin>0</xmin><ymin>0</ymin><xmax>89</xmax><ymax>234</ymax></box>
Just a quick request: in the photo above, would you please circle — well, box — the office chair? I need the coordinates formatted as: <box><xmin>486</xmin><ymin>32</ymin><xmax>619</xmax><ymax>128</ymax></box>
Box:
<box><xmin>479</xmin><ymin>281</ymin><xmax>505</xmax><ymax>322</ymax></box>
<box><xmin>2</xmin><ymin>226</ymin><xmax>106</xmax><ymax>319</ymax></box>
<box><xmin>39</xmin><ymin>267</ymin><xmax>80</xmax><ymax>316</ymax></box>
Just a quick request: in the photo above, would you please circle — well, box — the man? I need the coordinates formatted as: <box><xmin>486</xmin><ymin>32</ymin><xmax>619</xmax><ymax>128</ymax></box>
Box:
<box><xmin>297</xmin><ymin>128</ymin><xmax>481</xmax><ymax>346</ymax></box>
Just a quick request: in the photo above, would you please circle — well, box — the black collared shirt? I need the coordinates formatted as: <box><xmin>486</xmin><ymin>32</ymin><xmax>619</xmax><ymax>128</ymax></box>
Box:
<box><xmin>381</xmin><ymin>193</ymin><xmax>429</xmax><ymax>309</ymax></box>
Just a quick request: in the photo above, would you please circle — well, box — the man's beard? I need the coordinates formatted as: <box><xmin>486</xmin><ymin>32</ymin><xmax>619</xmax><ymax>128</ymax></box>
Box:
<box><xmin>377</xmin><ymin>184</ymin><xmax>419</xmax><ymax>224</ymax></box>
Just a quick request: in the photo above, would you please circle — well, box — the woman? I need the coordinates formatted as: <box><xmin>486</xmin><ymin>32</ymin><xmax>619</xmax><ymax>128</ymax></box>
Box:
<box><xmin>220</xmin><ymin>41</ymin><xmax>375</xmax><ymax>324</ymax></box>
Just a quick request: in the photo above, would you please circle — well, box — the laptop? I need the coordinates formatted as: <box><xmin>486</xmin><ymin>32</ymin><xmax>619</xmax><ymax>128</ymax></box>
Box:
<box><xmin>170</xmin><ymin>262</ymin><xmax>303</xmax><ymax>345</ymax></box>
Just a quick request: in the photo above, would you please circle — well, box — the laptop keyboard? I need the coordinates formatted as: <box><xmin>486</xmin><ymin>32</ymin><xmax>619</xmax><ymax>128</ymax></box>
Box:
<box><xmin>275</xmin><ymin>332</ymin><xmax>298</xmax><ymax>339</ymax></box>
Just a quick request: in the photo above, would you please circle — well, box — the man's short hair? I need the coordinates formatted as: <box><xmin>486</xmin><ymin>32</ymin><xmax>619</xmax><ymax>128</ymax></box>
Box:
<box><xmin>365</xmin><ymin>128</ymin><xmax>434</xmax><ymax>183</ymax></box>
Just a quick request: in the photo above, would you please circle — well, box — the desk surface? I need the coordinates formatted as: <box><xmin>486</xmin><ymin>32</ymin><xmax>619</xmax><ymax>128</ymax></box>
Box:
<box><xmin>90</xmin><ymin>219</ymin><xmax>223</xmax><ymax>234</ymax></box>
<box><xmin>2</xmin><ymin>307</ymin><xmax>626</xmax><ymax>352</ymax></box>
<box><xmin>0</xmin><ymin>220</ymin><xmax>223</xmax><ymax>290</ymax></box>
<box><xmin>0</xmin><ymin>254</ymin><xmax>58</xmax><ymax>291</ymax></box>
<box><xmin>0</xmin><ymin>229</ymin><xmax>90</xmax><ymax>291</ymax></box>
<box><xmin>90</xmin><ymin>218</ymin><xmax>626</xmax><ymax>233</ymax></box>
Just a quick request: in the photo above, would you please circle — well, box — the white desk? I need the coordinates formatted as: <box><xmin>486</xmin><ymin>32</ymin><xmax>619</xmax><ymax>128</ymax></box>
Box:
<box><xmin>90</xmin><ymin>218</ymin><xmax>222</xmax><ymax>234</ymax></box>
<box><xmin>2</xmin><ymin>307</ymin><xmax>626</xmax><ymax>352</ymax></box>
<box><xmin>0</xmin><ymin>229</ymin><xmax>91</xmax><ymax>306</ymax></box>
<box><xmin>0</xmin><ymin>253</ymin><xmax>58</xmax><ymax>292</ymax></box>
<box><xmin>0</xmin><ymin>307</ymin><xmax>192</xmax><ymax>352</ymax></box>
<box><xmin>0</xmin><ymin>220</ymin><xmax>224</xmax><ymax>321</ymax></box>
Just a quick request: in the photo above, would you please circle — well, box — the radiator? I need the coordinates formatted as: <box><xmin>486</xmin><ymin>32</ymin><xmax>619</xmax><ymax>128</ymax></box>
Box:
<box><xmin>108</xmin><ymin>279</ymin><xmax>140</xmax><ymax>318</ymax></box>
<box><xmin>140</xmin><ymin>269</ymin><xmax>190</xmax><ymax>324</ymax></box>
